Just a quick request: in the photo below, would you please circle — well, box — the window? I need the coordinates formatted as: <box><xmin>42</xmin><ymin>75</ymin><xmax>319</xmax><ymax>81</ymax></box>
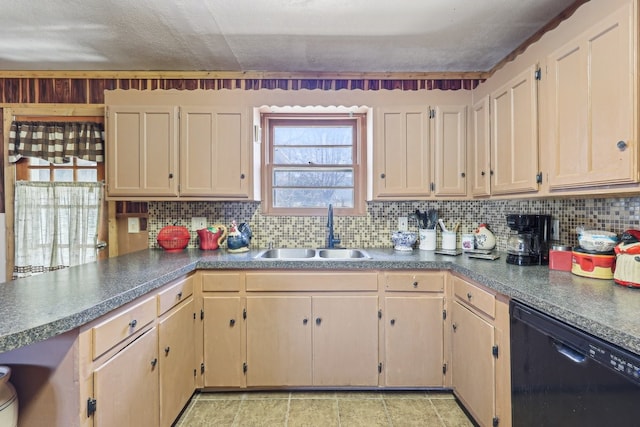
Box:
<box><xmin>262</xmin><ymin>113</ymin><xmax>366</xmax><ymax>215</ymax></box>
<box><xmin>16</xmin><ymin>157</ymin><xmax>103</xmax><ymax>182</ymax></box>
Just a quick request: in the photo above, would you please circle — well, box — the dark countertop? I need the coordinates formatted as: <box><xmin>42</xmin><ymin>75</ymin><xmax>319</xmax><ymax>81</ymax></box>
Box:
<box><xmin>1</xmin><ymin>248</ymin><xmax>639</xmax><ymax>356</ymax></box>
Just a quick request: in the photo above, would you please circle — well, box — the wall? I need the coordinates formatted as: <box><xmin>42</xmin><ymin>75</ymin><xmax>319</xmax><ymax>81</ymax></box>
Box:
<box><xmin>148</xmin><ymin>196</ymin><xmax>640</xmax><ymax>251</ymax></box>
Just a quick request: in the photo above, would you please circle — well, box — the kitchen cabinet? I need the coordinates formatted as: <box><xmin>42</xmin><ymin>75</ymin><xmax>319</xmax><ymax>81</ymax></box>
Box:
<box><xmin>490</xmin><ymin>65</ymin><xmax>540</xmax><ymax>195</ymax></box>
<box><xmin>106</xmin><ymin>105</ymin><xmax>178</xmax><ymax>197</ymax></box>
<box><xmin>382</xmin><ymin>272</ymin><xmax>445</xmax><ymax>387</ymax></box>
<box><xmin>157</xmin><ymin>276</ymin><xmax>197</xmax><ymax>427</ymax></box>
<box><xmin>105</xmin><ymin>98</ymin><xmax>251</xmax><ymax>200</ymax></box>
<box><xmin>450</xmin><ymin>275</ymin><xmax>511</xmax><ymax>427</ymax></box>
<box><xmin>433</xmin><ymin>105</ymin><xmax>467</xmax><ymax>197</ymax></box>
<box><xmin>470</xmin><ymin>95</ymin><xmax>491</xmax><ymax>197</ymax></box>
<box><xmin>547</xmin><ymin>1</ymin><xmax>637</xmax><ymax>189</ymax></box>
<box><xmin>93</xmin><ymin>327</ymin><xmax>160</xmax><ymax>427</ymax></box>
<box><xmin>374</xmin><ymin>105</ymin><xmax>467</xmax><ymax>199</ymax></box>
<box><xmin>245</xmin><ymin>271</ymin><xmax>379</xmax><ymax>387</ymax></box>
<box><xmin>201</xmin><ymin>272</ymin><xmax>245</xmax><ymax>388</ymax></box>
<box><xmin>374</xmin><ymin>106</ymin><xmax>432</xmax><ymax>198</ymax></box>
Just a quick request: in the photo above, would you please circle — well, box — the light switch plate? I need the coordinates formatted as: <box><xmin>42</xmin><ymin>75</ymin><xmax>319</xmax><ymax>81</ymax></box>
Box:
<box><xmin>127</xmin><ymin>217</ymin><xmax>140</xmax><ymax>234</ymax></box>
<box><xmin>191</xmin><ymin>217</ymin><xmax>207</xmax><ymax>231</ymax></box>
<box><xmin>398</xmin><ymin>217</ymin><xmax>408</xmax><ymax>231</ymax></box>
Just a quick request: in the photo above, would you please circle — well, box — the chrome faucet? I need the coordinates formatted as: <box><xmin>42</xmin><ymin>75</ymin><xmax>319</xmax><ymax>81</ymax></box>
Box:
<box><xmin>326</xmin><ymin>204</ymin><xmax>341</xmax><ymax>248</ymax></box>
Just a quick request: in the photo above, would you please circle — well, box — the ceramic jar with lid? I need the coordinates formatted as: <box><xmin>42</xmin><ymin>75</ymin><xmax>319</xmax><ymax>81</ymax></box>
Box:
<box><xmin>474</xmin><ymin>224</ymin><xmax>496</xmax><ymax>250</ymax></box>
<box><xmin>0</xmin><ymin>366</ymin><xmax>18</xmax><ymax>427</ymax></box>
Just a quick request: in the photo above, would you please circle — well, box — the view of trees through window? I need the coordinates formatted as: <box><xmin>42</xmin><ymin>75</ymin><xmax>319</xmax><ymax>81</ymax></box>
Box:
<box><xmin>268</xmin><ymin>117</ymin><xmax>360</xmax><ymax>212</ymax></box>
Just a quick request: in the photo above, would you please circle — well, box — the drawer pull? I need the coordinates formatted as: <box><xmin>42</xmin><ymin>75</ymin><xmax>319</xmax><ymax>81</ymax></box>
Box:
<box><xmin>303</xmin><ymin>318</ymin><xmax>308</xmax><ymax>325</ymax></box>
<box><xmin>151</xmin><ymin>358</ymin><xmax>158</xmax><ymax>368</ymax></box>
<box><xmin>316</xmin><ymin>317</ymin><xmax>322</xmax><ymax>325</ymax></box>
<box><xmin>390</xmin><ymin>319</ymin><xmax>396</xmax><ymax>326</ymax></box>
<box><xmin>177</xmin><ymin>291</ymin><xmax>183</xmax><ymax>299</ymax></box>
<box><xmin>129</xmin><ymin>319</ymin><xmax>138</xmax><ymax>328</ymax></box>
<box><xmin>467</xmin><ymin>292</ymin><xmax>473</xmax><ymax>301</ymax></box>
<box><xmin>412</xmin><ymin>281</ymin><xmax>418</xmax><ymax>288</ymax></box>
<box><xmin>229</xmin><ymin>319</ymin><xmax>236</xmax><ymax>327</ymax></box>
<box><xmin>165</xmin><ymin>346</ymin><xmax>170</xmax><ymax>355</ymax></box>
<box><xmin>452</xmin><ymin>323</ymin><xmax>458</xmax><ymax>332</ymax></box>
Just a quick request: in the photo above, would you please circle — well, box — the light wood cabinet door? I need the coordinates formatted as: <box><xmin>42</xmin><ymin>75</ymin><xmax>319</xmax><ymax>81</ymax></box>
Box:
<box><xmin>470</xmin><ymin>96</ymin><xmax>491</xmax><ymax>197</ymax></box>
<box><xmin>384</xmin><ymin>296</ymin><xmax>444</xmax><ymax>387</ymax></box>
<box><xmin>490</xmin><ymin>65</ymin><xmax>540</xmax><ymax>195</ymax></box>
<box><xmin>180</xmin><ymin>106</ymin><xmax>250</xmax><ymax>198</ymax></box>
<box><xmin>434</xmin><ymin>105</ymin><xmax>467</xmax><ymax>197</ymax></box>
<box><xmin>158</xmin><ymin>298</ymin><xmax>196</xmax><ymax>427</ymax></box>
<box><xmin>203</xmin><ymin>296</ymin><xmax>244</xmax><ymax>387</ymax></box>
<box><xmin>451</xmin><ymin>301</ymin><xmax>495</xmax><ymax>427</ymax></box>
<box><xmin>312</xmin><ymin>295</ymin><xmax>379</xmax><ymax>386</ymax></box>
<box><xmin>547</xmin><ymin>2</ymin><xmax>637</xmax><ymax>189</ymax></box>
<box><xmin>246</xmin><ymin>296</ymin><xmax>312</xmax><ymax>386</ymax></box>
<box><xmin>106</xmin><ymin>105</ymin><xmax>178</xmax><ymax>197</ymax></box>
<box><xmin>374</xmin><ymin>107</ymin><xmax>431</xmax><ymax>198</ymax></box>
<box><xmin>93</xmin><ymin>327</ymin><xmax>159</xmax><ymax>427</ymax></box>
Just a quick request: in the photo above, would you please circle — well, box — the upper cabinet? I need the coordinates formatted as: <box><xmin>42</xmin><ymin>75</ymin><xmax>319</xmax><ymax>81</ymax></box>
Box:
<box><xmin>106</xmin><ymin>101</ymin><xmax>251</xmax><ymax>201</ymax></box>
<box><xmin>547</xmin><ymin>1</ymin><xmax>638</xmax><ymax>189</ymax></box>
<box><xmin>490</xmin><ymin>65</ymin><xmax>540</xmax><ymax>195</ymax></box>
<box><xmin>470</xmin><ymin>96</ymin><xmax>491</xmax><ymax>197</ymax></box>
<box><xmin>373</xmin><ymin>105</ymin><xmax>467</xmax><ymax>200</ymax></box>
<box><xmin>106</xmin><ymin>106</ymin><xmax>179</xmax><ymax>198</ymax></box>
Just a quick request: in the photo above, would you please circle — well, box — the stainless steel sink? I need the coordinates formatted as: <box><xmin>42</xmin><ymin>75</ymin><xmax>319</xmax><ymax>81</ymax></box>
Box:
<box><xmin>256</xmin><ymin>248</ymin><xmax>316</xmax><ymax>259</ymax></box>
<box><xmin>317</xmin><ymin>249</ymin><xmax>371</xmax><ymax>259</ymax></box>
<box><xmin>254</xmin><ymin>248</ymin><xmax>371</xmax><ymax>260</ymax></box>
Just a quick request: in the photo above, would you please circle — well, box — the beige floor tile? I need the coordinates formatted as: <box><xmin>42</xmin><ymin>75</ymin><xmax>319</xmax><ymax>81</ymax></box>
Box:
<box><xmin>243</xmin><ymin>391</ymin><xmax>291</xmax><ymax>400</ymax></box>
<box><xmin>197</xmin><ymin>391</ymin><xmax>247</xmax><ymax>401</ymax></box>
<box><xmin>338</xmin><ymin>399</ymin><xmax>390</xmax><ymax>427</ymax></box>
<box><xmin>233</xmin><ymin>399</ymin><xmax>289</xmax><ymax>426</ymax></box>
<box><xmin>382</xmin><ymin>391</ymin><xmax>430</xmax><ymax>400</ymax></box>
<box><xmin>287</xmin><ymin>398</ymin><xmax>339</xmax><ymax>427</ymax></box>
<box><xmin>178</xmin><ymin>399</ymin><xmax>241</xmax><ymax>427</ymax></box>
<box><xmin>336</xmin><ymin>390</ymin><xmax>384</xmax><ymax>400</ymax></box>
<box><xmin>431</xmin><ymin>399</ymin><xmax>475</xmax><ymax>427</ymax></box>
<box><xmin>290</xmin><ymin>391</ymin><xmax>337</xmax><ymax>399</ymax></box>
<box><xmin>385</xmin><ymin>398</ymin><xmax>443</xmax><ymax>426</ymax></box>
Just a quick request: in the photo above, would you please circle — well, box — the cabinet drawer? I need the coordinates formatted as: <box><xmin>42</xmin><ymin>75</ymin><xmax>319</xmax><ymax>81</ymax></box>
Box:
<box><xmin>452</xmin><ymin>276</ymin><xmax>495</xmax><ymax>318</ymax></box>
<box><xmin>157</xmin><ymin>275</ymin><xmax>194</xmax><ymax>316</ymax></box>
<box><xmin>383</xmin><ymin>272</ymin><xmax>444</xmax><ymax>292</ymax></box>
<box><xmin>246</xmin><ymin>271</ymin><xmax>378</xmax><ymax>291</ymax></box>
<box><xmin>202</xmin><ymin>271</ymin><xmax>243</xmax><ymax>292</ymax></box>
<box><xmin>92</xmin><ymin>297</ymin><xmax>156</xmax><ymax>359</ymax></box>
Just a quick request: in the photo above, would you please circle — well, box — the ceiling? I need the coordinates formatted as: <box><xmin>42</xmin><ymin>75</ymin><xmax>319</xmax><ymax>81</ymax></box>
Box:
<box><xmin>0</xmin><ymin>0</ymin><xmax>581</xmax><ymax>74</ymax></box>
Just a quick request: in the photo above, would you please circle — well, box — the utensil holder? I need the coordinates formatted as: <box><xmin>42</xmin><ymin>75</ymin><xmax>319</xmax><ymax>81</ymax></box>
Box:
<box><xmin>419</xmin><ymin>229</ymin><xmax>436</xmax><ymax>250</ymax></box>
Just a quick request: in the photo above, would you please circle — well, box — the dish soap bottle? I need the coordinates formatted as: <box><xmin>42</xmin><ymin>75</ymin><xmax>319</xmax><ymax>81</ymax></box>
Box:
<box><xmin>474</xmin><ymin>224</ymin><xmax>496</xmax><ymax>250</ymax></box>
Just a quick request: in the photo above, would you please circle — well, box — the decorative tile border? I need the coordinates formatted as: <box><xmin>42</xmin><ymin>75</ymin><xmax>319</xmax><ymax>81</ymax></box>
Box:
<box><xmin>147</xmin><ymin>197</ymin><xmax>640</xmax><ymax>250</ymax></box>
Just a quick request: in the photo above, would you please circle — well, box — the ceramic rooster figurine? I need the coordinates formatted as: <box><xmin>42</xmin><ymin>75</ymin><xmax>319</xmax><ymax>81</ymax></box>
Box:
<box><xmin>226</xmin><ymin>220</ymin><xmax>252</xmax><ymax>253</ymax></box>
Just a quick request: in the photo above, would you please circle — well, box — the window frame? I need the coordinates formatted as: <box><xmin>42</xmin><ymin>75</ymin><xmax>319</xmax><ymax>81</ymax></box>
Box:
<box><xmin>261</xmin><ymin>113</ymin><xmax>367</xmax><ymax>216</ymax></box>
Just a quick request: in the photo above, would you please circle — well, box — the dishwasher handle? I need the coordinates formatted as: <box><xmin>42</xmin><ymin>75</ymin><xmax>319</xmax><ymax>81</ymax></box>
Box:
<box><xmin>553</xmin><ymin>340</ymin><xmax>587</xmax><ymax>364</ymax></box>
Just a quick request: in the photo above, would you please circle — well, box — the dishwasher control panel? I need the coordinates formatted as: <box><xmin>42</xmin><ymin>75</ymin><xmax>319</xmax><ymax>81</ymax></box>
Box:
<box><xmin>589</xmin><ymin>343</ymin><xmax>640</xmax><ymax>385</ymax></box>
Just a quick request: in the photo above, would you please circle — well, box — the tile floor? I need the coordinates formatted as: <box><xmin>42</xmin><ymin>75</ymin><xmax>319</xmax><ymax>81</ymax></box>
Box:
<box><xmin>174</xmin><ymin>391</ymin><xmax>476</xmax><ymax>426</ymax></box>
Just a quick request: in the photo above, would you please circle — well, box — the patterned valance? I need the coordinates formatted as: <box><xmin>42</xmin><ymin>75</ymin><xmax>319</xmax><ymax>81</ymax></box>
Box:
<box><xmin>8</xmin><ymin>121</ymin><xmax>104</xmax><ymax>164</ymax></box>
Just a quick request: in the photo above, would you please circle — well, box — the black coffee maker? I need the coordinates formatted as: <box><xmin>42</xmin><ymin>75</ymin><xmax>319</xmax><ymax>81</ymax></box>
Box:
<box><xmin>506</xmin><ymin>214</ymin><xmax>552</xmax><ymax>265</ymax></box>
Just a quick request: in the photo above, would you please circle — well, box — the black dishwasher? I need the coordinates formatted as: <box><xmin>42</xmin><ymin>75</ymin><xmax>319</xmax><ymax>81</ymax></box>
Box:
<box><xmin>510</xmin><ymin>300</ymin><xmax>640</xmax><ymax>426</ymax></box>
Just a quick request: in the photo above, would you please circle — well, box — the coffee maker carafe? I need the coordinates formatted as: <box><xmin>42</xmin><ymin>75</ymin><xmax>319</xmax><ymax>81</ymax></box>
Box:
<box><xmin>506</xmin><ymin>214</ymin><xmax>552</xmax><ymax>265</ymax></box>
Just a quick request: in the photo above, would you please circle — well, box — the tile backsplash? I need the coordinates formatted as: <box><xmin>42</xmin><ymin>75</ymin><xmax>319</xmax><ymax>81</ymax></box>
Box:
<box><xmin>148</xmin><ymin>197</ymin><xmax>640</xmax><ymax>251</ymax></box>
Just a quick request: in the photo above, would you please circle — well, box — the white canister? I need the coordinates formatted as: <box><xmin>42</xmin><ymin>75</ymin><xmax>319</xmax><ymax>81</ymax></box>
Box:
<box><xmin>442</xmin><ymin>231</ymin><xmax>457</xmax><ymax>250</ymax></box>
<box><xmin>461</xmin><ymin>234</ymin><xmax>475</xmax><ymax>251</ymax></box>
<box><xmin>0</xmin><ymin>366</ymin><xmax>18</xmax><ymax>427</ymax></box>
<box><xmin>419</xmin><ymin>229</ymin><xmax>437</xmax><ymax>250</ymax></box>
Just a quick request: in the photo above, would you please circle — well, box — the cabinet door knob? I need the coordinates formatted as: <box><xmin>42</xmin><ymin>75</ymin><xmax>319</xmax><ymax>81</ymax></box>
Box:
<box><xmin>165</xmin><ymin>346</ymin><xmax>170</xmax><ymax>355</ymax></box>
<box><xmin>481</xmin><ymin>171</ymin><xmax>486</xmax><ymax>176</ymax></box>
<box><xmin>490</xmin><ymin>170</ymin><xmax>494</xmax><ymax>175</ymax></box>
<box><xmin>412</xmin><ymin>281</ymin><xmax>418</xmax><ymax>288</ymax></box>
<box><xmin>129</xmin><ymin>319</ymin><xmax>137</xmax><ymax>328</ymax></box>
<box><xmin>452</xmin><ymin>323</ymin><xmax>457</xmax><ymax>332</ymax></box>
<box><xmin>229</xmin><ymin>319</ymin><xmax>236</xmax><ymax>327</ymax></box>
<box><xmin>315</xmin><ymin>317</ymin><xmax>322</xmax><ymax>325</ymax></box>
<box><xmin>240</xmin><ymin>173</ymin><xmax>245</xmax><ymax>179</ymax></box>
<box><xmin>303</xmin><ymin>318</ymin><xmax>308</xmax><ymax>325</ymax></box>
<box><xmin>380</xmin><ymin>173</ymin><xmax>386</xmax><ymax>179</ymax></box>
<box><xmin>390</xmin><ymin>319</ymin><xmax>396</xmax><ymax>326</ymax></box>
<box><xmin>461</xmin><ymin>172</ymin><xmax>466</xmax><ymax>178</ymax></box>
<box><xmin>151</xmin><ymin>358</ymin><xmax>158</xmax><ymax>368</ymax></box>
<box><xmin>617</xmin><ymin>140</ymin><xmax>628</xmax><ymax>151</ymax></box>
<box><xmin>467</xmin><ymin>292</ymin><xmax>473</xmax><ymax>300</ymax></box>
<box><xmin>169</xmin><ymin>173</ymin><xmax>174</xmax><ymax>179</ymax></box>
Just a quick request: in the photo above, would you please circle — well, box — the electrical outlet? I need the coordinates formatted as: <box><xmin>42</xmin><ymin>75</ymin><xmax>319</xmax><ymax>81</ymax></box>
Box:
<box><xmin>551</xmin><ymin>219</ymin><xmax>560</xmax><ymax>241</ymax></box>
<box><xmin>191</xmin><ymin>217</ymin><xmax>207</xmax><ymax>231</ymax></box>
<box><xmin>127</xmin><ymin>217</ymin><xmax>140</xmax><ymax>233</ymax></box>
<box><xmin>398</xmin><ymin>217</ymin><xmax>408</xmax><ymax>231</ymax></box>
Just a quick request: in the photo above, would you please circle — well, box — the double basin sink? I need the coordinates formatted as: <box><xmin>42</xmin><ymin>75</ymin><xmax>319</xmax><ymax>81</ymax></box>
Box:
<box><xmin>255</xmin><ymin>248</ymin><xmax>371</xmax><ymax>260</ymax></box>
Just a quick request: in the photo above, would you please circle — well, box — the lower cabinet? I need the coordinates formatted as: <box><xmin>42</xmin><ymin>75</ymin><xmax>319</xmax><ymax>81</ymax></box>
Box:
<box><xmin>245</xmin><ymin>294</ymin><xmax>379</xmax><ymax>387</ymax></box>
<box><xmin>450</xmin><ymin>275</ymin><xmax>511</xmax><ymax>427</ymax></box>
<box><xmin>93</xmin><ymin>327</ymin><xmax>159</xmax><ymax>427</ymax></box>
<box><xmin>382</xmin><ymin>271</ymin><xmax>446</xmax><ymax>387</ymax></box>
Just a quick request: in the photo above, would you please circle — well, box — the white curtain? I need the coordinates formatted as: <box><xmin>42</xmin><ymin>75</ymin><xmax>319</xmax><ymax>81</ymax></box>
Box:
<box><xmin>14</xmin><ymin>181</ymin><xmax>103</xmax><ymax>279</ymax></box>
